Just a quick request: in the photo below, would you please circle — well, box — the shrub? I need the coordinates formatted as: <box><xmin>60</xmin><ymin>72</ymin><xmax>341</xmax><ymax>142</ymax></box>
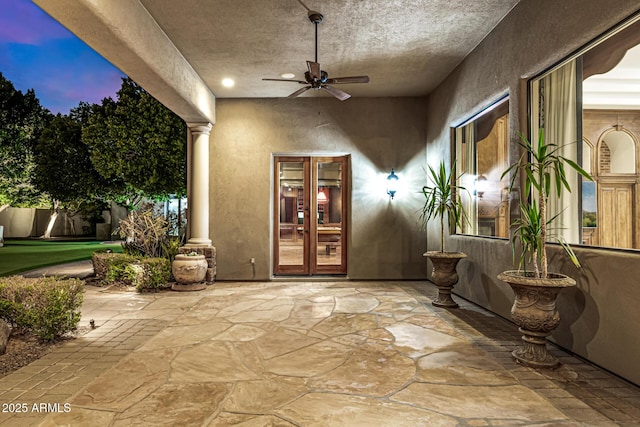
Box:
<box><xmin>103</xmin><ymin>254</ymin><xmax>139</xmax><ymax>286</ymax></box>
<box><xmin>161</xmin><ymin>236</ymin><xmax>181</xmax><ymax>263</ymax></box>
<box><xmin>136</xmin><ymin>258</ymin><xmax>171</xmax><ymax>292</ymax></box>
<box><xmin>117</xmin><ymin>205</ymin><xmax>169</xmax><ymax>258</ymax></box>
<box><xmin>0</xmin><ymin>276</ymin><xmax>83</xmax><ymax>342</ymax></box>
<box><xmin>116</xmin><ymin>203</ymin><xmax>185</xmax><ymax>260</ymax></box>
<box><xmin>121</xmin><ymin>241</ymin><xmax>143</xmax><ymax>257</ymax></box>
<box><xmin>101</xmin><ymin>254</ymin><xmax>170</xmax><ymax>292</ymax></box>
<box><xmin>91</xmin><ymin>251</ymin><xmax>120</xmax><ymax>281</ymax></box>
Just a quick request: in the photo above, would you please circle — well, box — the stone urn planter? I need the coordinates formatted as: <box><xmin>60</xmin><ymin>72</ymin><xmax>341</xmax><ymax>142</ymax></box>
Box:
<box><xmin>171</xmin><ymin>253</ymin><xmax>208</xmax><ymax>291</ymax></box>
<box><xmin>497</xmin><ymin>270</ymin><xmax>576</xmax><ymax>368</ymax></box>
<box><xmin>424</xmin><ymin>251</ymin><xmax>466</xmax><ymax>308</ymax></box>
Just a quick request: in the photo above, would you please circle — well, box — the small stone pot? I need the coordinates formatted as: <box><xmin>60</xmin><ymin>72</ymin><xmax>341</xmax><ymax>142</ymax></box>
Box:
<box><xmin>171</xmin><ymin>254</ymin><xmax>208</xmax><ymax>291</ymax></box>
<box><xmin>497</xmin><ymin>270</ymin><xmax>576</xmax><ymax>368</ymax></box>
<box><xmin>424</xmin><ymin>251</ymin><xmax>466</xmax><ymax>308</ymax></box>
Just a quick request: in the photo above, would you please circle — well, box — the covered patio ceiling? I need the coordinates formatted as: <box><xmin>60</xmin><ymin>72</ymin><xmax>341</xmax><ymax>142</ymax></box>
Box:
<box><xmin>135</xmin><ymin>0</ymin><xmax>521</xmax><ymax>99</ymax></box>
<box><xmin>33</xmin><ymin>0</ymin><xmax>521</xmax><ymax>122</ymax></box>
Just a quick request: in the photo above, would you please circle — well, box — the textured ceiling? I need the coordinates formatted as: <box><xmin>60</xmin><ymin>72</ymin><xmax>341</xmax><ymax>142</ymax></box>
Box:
<box><xmin>139</xmin><ymin>0</ymin><xmax>521</xmax><ymax>99</ymax></box>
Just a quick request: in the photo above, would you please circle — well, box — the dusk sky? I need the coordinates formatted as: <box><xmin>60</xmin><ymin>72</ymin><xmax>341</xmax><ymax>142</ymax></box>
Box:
<box><xmin>0</xmin><ymin>0</ymin><xmax>125</xmax><ymax>114</ymax></box>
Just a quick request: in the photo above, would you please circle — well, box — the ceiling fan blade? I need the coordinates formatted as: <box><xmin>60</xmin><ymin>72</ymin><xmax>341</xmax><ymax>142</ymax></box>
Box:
<box><xmin>262</xmin><ymin>78</ymin><xmax>308</xmax><ymax>84</ymax></box>
<box><xmin>325</xmin><ymin>76</ymin><xmax>370</xmax><ymax>84</ymax></box>
<box><xmin>322</xmin><ymin>85</ymin><xmax>351</xmax><ymax>101</ymax></box>
<box><xmin>288</xmin><ymin>86</ymin><xmax>312</xmax><ymax>99</ymax></box>
<box><xmin>307</xmin><ymin>61</ymin><xmax>321</xmax><ymax>80</ymax></box>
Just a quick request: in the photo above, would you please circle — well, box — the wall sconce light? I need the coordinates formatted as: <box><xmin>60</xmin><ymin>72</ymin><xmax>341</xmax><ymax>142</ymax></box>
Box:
<box><xmin>475</xmin><ymin>175</ymin><xmax>487</xmax><ymax>199</ymax></box>
<box><xmin>387</xmin><ymin>168</ymin><xmax>399</xmax><ymax>199</ymax></box>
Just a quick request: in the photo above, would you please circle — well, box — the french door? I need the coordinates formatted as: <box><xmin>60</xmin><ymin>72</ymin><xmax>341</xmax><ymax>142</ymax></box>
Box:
<box><xmin>274</xmin><ymin>155</ymin><xmax>348</xmax><ymax>275</ymax></box>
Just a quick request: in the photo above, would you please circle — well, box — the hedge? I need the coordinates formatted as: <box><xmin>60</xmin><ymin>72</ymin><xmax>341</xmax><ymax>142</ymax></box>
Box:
<box><xmin>95</xmin><ymin>252</ymin><xmax>171</xmax><ymax>292</ymax></box>
<box><xmin>0</xmin><ymin>276</ymin><xmax>84</xmax><ymax>342</ymax></box>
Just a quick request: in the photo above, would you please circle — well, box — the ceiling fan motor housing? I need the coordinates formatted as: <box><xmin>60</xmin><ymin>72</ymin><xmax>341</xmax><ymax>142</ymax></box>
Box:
<box><xmin>304</xmin><ymin>70</ymin><xmax>329</xmax><ymax>86</ymax></box>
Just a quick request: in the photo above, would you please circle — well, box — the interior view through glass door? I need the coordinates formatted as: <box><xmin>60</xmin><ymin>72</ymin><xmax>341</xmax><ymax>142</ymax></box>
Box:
<box><xmin>274</xmin><ymin>155</ymin><xmax>347</xmax><ymax>275</ymax></box>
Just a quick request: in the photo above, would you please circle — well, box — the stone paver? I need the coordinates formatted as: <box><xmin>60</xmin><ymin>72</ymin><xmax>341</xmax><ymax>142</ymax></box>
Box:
<box><xmin>0</xmin><ymin>278</ymin><xmax>638</xmax><ymax>426</ymax></box>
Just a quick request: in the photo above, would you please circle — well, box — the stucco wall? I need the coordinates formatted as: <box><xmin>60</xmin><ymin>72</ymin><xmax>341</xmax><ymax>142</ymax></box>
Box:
<box><xmin>210</xmin><ymin>97</ymin><xmax>429</xmax><ymax>281</ymax></box>
<box><xmin>0</xmin><ymin>208</ymin><xmax>97</xmax><ymax>238</ymax></box>
<box><xmin>0</xmin><ymin>208</ymin><xmax>36</xmax><ymax>238</ymax></box>
<box><xmin>426</xmin><ymin>0</ymin><xmax>640</xmax><ymax>385</ymax></box>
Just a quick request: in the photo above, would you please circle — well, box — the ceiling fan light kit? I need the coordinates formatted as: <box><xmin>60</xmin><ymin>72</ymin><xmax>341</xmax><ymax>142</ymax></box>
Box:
<box><xmin>262</xmin><ymin>10</ymin><xmax>370</xmax><ymax>101</ymax></box>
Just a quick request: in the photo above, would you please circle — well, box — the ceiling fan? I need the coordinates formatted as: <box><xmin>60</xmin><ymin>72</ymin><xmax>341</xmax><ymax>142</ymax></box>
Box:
<box><xmin>262</xmin><ymin>11</ymin><xmax>370</xmax><ymax>101</ymax></box>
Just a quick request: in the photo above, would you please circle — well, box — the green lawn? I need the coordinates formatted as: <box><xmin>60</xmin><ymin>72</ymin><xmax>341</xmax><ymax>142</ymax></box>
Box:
<box><xmin>0</xmin><ymin>239</ymin><xmax>122</xmax><ymax>277</ymax></box>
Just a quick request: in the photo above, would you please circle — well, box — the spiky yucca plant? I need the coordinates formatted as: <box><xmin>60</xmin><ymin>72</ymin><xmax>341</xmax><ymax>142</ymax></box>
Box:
<box><xmin>502</xmin><ymin>129</ymin><xmax>592</xmax><ymax>278</ymax></box>
<box><xmin>420</xmin><ymin>160</ymin><xmax>468</xmax><ymax>253</ymax></box>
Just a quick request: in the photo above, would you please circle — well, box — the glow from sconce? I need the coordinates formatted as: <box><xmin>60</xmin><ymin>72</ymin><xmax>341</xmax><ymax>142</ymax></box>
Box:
<box><xmin>222</xmin><ymin>78</ymin><xmax>235</xmax><ymax>88</ymax></box>
<box><xmin>475</xmin><ymin>174</ymin><xmax>488</xmax><ymax>199</ymax></box>
<box><xmin>387</xmin><ymin>168</ymin><xmax>399</xmax><ymax>199</ymax></box>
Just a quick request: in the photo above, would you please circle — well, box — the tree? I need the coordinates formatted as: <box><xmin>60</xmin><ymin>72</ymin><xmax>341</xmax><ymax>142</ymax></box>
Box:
<box><xmin>33</xmin><ymin>111</ymin><xmax>112</xmax><ymax>238</ymax></box>
<box><xmin>83</xmin><ymin>78</ymin><xmax>187</xmax><ymax>207</ymax></box>
<box><xmin>0</xmin><ymin>72</ymin><xmax>50</xmax><ymax>210</ymax></box>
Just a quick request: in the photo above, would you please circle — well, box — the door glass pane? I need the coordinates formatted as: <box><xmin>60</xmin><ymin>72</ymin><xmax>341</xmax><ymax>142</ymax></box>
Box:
<box><xmin>316</xmin><ymin>161</ymin><xmax>342</xmax><ymax>267</ymax></box>
<box><xmin>278</xmin><ymin>161</ymin><xmax>304</xmax><ymax>267</ymax></box>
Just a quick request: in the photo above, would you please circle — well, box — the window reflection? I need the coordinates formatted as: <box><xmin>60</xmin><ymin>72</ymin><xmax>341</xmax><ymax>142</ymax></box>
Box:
<box><xmin>316</xmin><ymin>162</ymin><xmax>343</xmax><ymax>266</ymax></box>
<box><xmin>531</xmin><ymin>59</ymin><xmax>581</xmax><ymax>244</ymax></box>
<box><xmin>529</xmin><ymin>15</ymin><xmax>640</xmax><ymax>250</ymax></box>
<box><xmin>581</xmin><ymin>139</ymin><xmax>597</xmax><ymax>245</ymax></box>
<box><xmin>586</xmin><ymin>123</ymin><xmax>639</xmax><ymax>249</ymax></box>
<box><xmin>455</xmin><ymin>97</ymin><xmax>510</xmax><ymax>238</ymax></box>
<box><xmin>598</xmin><ymin>128</ymin><xmax>636</xmax><ymax>174</ymax></box>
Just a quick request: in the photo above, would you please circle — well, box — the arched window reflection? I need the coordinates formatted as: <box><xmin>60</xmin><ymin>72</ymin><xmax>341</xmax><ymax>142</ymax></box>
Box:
<box><xmin>598</xmin><ymin>128</ymin><xmax>636</xmax><ymax>175</ymax></box>
<box><xmin>591</xmin><ymin>127</ymin><xmax>639</xmax><ymax>249</ymax></box>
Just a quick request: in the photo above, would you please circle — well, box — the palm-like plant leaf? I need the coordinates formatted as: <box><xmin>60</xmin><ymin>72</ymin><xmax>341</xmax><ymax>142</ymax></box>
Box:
<box><xmin>511</xmin><ymin>199</ymin><xmax>543</xmax><ymax>275</ymax></box>
<box><xmin>504</xmin><ymin>129</ymin><xmax>593</xmax><ymax>277</ymax></box>
<box><xmin>420</xmin><ymin>160</ymin><xmax>469</xmax><ymax>252</ymax></box>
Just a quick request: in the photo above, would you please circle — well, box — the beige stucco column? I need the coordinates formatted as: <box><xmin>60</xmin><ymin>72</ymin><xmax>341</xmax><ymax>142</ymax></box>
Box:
<box><xmin>186</xmin><ymin>122</ymin><xmax>213</xmax><ymax>247</ymax></box>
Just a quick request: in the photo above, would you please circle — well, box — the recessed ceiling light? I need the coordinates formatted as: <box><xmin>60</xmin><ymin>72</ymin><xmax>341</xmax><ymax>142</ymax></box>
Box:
<box><xmin>280</xmin><ymin>73</ymin><xmax>295</xmax><ymax>79</ymax></box>
<box><xmin>222</xmin><ymin>78</ymin><xmax>234</xmax><ymax>87</ymax></box>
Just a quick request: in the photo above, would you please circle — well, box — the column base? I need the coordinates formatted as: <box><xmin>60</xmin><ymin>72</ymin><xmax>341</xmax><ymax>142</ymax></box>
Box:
<box><xmin>185</xmin><ymin>238</ymin><xmax>212</xmax><ymax>246</ymax></box>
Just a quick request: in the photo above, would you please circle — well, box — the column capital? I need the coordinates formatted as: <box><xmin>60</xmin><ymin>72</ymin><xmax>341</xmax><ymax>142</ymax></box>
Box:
<box><xmin>187</xmin><ymin>122</ymin><xmax>213</xmax><ymax>135</ymax></box>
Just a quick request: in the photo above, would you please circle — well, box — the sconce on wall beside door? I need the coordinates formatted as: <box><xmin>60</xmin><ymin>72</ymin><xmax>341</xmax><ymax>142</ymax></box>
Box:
<box><xmin>475</xmin><ymin>175</ymin><xmax>487</xmax><ymax>199</ymax></box>
<box><xmin>387</xmin><ymin>168</ymin><xmax>399</xmax><ymax>199</ymax></box>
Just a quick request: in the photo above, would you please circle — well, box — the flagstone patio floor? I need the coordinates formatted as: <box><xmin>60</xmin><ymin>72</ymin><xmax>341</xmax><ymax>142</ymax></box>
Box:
<box><xmin>1</xmin><ymin>279</ymin><xmax>639</xmax><ymax>426</ymax></box>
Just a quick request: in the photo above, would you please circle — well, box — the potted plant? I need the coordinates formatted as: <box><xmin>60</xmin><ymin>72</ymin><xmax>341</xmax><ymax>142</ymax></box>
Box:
<box><xmin>420</xmin><ymin>160</ymin><xmax>469</xmax><ymax>308</ymax></box>
<box><xmin>498</xmin><ymin>129</ymin><xmax>592</xmax><ymax>368</ymax></box>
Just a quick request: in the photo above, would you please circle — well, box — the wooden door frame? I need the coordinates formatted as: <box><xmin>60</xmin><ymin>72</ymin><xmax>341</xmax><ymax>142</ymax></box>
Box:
<box><xmin>273</xmin><ymin>155</ymin><xmax>349</xmax><ymax>276</ymax></box>
<box><xmin>273</xmin><ymin>157</ymin><xmax>310</xmax><ymax>275</ymax></box>
<box><xmin>312</xmin><ymin>156</ymin><xmax>348</xmax><ymax>275</ymax></box>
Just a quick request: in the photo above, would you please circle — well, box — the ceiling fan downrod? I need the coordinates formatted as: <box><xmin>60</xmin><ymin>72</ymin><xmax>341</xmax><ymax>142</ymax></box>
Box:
<box><xmin>308</xmin><ymin>11</ymin><xmax>323</xmax><ymax>64</ymax></box>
